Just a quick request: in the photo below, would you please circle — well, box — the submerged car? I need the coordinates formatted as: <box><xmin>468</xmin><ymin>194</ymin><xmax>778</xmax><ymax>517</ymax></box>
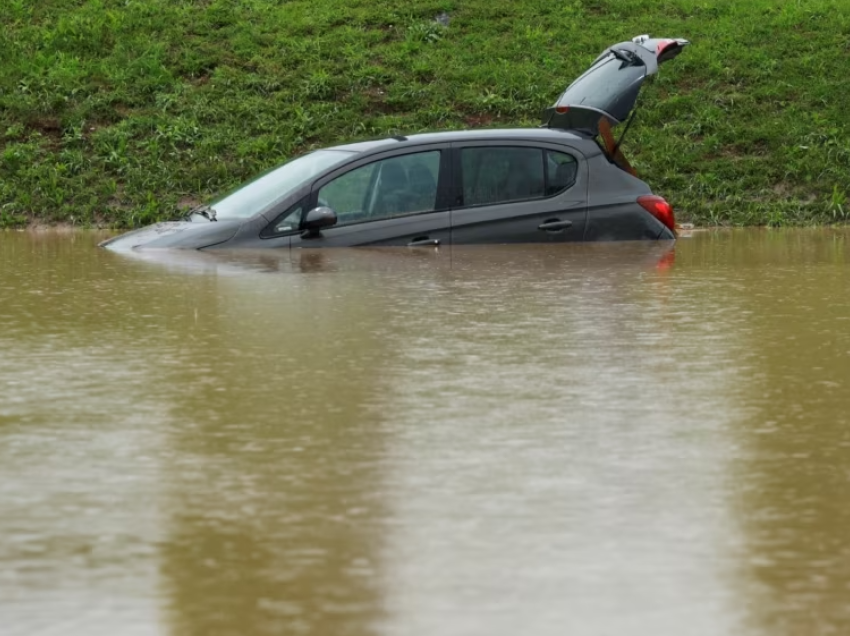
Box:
<box><xmin>101</xmin><ymin>35</ymin><xmax>689</xmax><ymax>252</ymax></box>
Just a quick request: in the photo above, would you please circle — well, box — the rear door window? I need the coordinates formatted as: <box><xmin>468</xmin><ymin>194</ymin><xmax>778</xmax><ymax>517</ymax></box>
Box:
<box><xmin>461</xmin><ymin>147</ymin><xmax>544</xmax><ymax>207</ymax></box>
<box><xmin>459</xmin><ymin>147</ymin><xmax>578</xmax><ymax>207</ymax></box>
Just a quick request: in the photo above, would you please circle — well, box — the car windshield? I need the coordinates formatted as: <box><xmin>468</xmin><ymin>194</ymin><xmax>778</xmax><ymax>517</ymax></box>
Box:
<box><xmin>209</xmin><ymin>150</ymin><xmax>352</xmax><ymax>220</ymax></box>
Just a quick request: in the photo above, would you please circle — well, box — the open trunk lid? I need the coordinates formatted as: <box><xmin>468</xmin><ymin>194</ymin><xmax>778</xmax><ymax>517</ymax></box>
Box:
<box><xmin>543</xmin><ymin>35</ymin><xmax>689</xmax><ymax>136</ymax></box>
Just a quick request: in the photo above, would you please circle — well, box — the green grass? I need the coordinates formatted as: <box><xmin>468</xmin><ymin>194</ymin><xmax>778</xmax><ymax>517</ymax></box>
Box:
<box><xmin>2</xmin><ymin>0</ymin><xmax>850</xmax><ymax>228</ymax></box>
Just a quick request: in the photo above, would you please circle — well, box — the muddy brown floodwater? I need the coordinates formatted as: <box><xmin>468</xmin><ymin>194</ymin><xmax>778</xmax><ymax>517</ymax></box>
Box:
<box><xmin>1</xmin><ymin>229</ymin><xmax>850</xmax><ymax>636</ymax></box>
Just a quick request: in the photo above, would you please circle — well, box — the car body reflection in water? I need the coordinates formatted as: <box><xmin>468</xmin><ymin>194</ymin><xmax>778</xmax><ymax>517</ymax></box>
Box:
<box><xmin>105</xmin><ymin>241</ymin><xmax>677</xmax><ymax>278</ymax></box>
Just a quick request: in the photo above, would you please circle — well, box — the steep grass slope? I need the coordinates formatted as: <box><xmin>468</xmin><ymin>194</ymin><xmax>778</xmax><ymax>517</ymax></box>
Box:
<box><xmin>1</xmin><ymin>0</ymin><xmax>849</xmax><ymax>227</ymax></box>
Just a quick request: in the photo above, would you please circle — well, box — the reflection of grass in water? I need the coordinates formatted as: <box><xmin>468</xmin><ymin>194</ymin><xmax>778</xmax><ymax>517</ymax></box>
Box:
<box><xmin>2</xmin><ymin>0</ymin><xmax>850</xmax><ymax>228</ymax></box>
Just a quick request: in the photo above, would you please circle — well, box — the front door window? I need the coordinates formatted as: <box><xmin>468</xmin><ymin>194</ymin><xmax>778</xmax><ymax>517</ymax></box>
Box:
<box><xmin>318</xmin><ymin>151</ymin><xmax>441</xmax><ymax>225</ymax></box>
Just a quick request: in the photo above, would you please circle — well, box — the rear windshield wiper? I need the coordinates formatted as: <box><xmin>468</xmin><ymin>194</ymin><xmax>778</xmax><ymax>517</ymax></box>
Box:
<box><xmin>610</xmin><ymin>48</ymin><xmax>640</xmax><ymax>66</ymax></box>
<box><xmin>183</xmin><ymin>204</ymin><xmax>217</xmax><ymax>222</ymax></box>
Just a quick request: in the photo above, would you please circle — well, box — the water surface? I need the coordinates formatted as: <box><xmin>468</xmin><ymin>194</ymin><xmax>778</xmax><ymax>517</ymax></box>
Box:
<box><xmin>2</xmin><ymin>229</ymin><xmax>850</xmax><ymax>635</ymax></box>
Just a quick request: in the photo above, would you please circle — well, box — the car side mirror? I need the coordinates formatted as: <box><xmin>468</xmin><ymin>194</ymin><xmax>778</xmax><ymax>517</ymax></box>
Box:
<box><xmin>301</xmin><ymin>206</ymin><xmax>337</xmax><ymax>238</ymax></box>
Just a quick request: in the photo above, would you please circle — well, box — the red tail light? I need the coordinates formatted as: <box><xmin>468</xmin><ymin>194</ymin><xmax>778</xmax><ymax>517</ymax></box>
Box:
<box><xmin>656</xmin><ymin>39</ymin><xmax>676</xmax><ymax>56</ymax></box>
<box><xmin>637</xmin><ymin>195</ymin><xmax>676</xmax><ymax>233</ymax></box>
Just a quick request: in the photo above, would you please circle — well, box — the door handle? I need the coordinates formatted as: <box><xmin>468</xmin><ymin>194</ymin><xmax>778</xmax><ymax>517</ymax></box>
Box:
<box><xmin>407</xmin><ymin>236</ymin><xmax>440</xmax><ymax>247</ymax></box>
<box><xmin>538</xmin><ymin>219</ymin><xmax>573</xmax><ymax>232</ymax></box>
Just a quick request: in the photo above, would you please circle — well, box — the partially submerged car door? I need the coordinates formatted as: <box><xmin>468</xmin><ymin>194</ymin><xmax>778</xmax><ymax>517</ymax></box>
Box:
<box><xmin>290</xmin><ymin>144</ymin><xmax>453</xmax><ymax>248</ymax></box>
<box><xmin>449</xmin><ymin>141</ymin><xmax>587</xmax><ymax>244</ymax></box>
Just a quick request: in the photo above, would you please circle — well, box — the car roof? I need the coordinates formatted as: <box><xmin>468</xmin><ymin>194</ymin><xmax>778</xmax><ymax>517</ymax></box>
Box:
<box><xmin>326</xmin><ymin>127</ymin><xmax>590</xmax><ymax>153</ymax></box>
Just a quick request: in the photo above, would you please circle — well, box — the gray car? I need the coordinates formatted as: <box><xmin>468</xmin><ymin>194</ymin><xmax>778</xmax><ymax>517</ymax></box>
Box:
<box><xmin>101</xmin><ymin>35</ymin><xmax>688</xmax><ymax>252</ymax></box>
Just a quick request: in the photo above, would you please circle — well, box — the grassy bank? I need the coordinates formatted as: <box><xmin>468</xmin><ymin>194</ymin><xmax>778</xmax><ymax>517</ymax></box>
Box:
<box><xmin>2</xmin><ymin>0</ymin><xmax>849</xmax><ymax>228</ymax></box>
